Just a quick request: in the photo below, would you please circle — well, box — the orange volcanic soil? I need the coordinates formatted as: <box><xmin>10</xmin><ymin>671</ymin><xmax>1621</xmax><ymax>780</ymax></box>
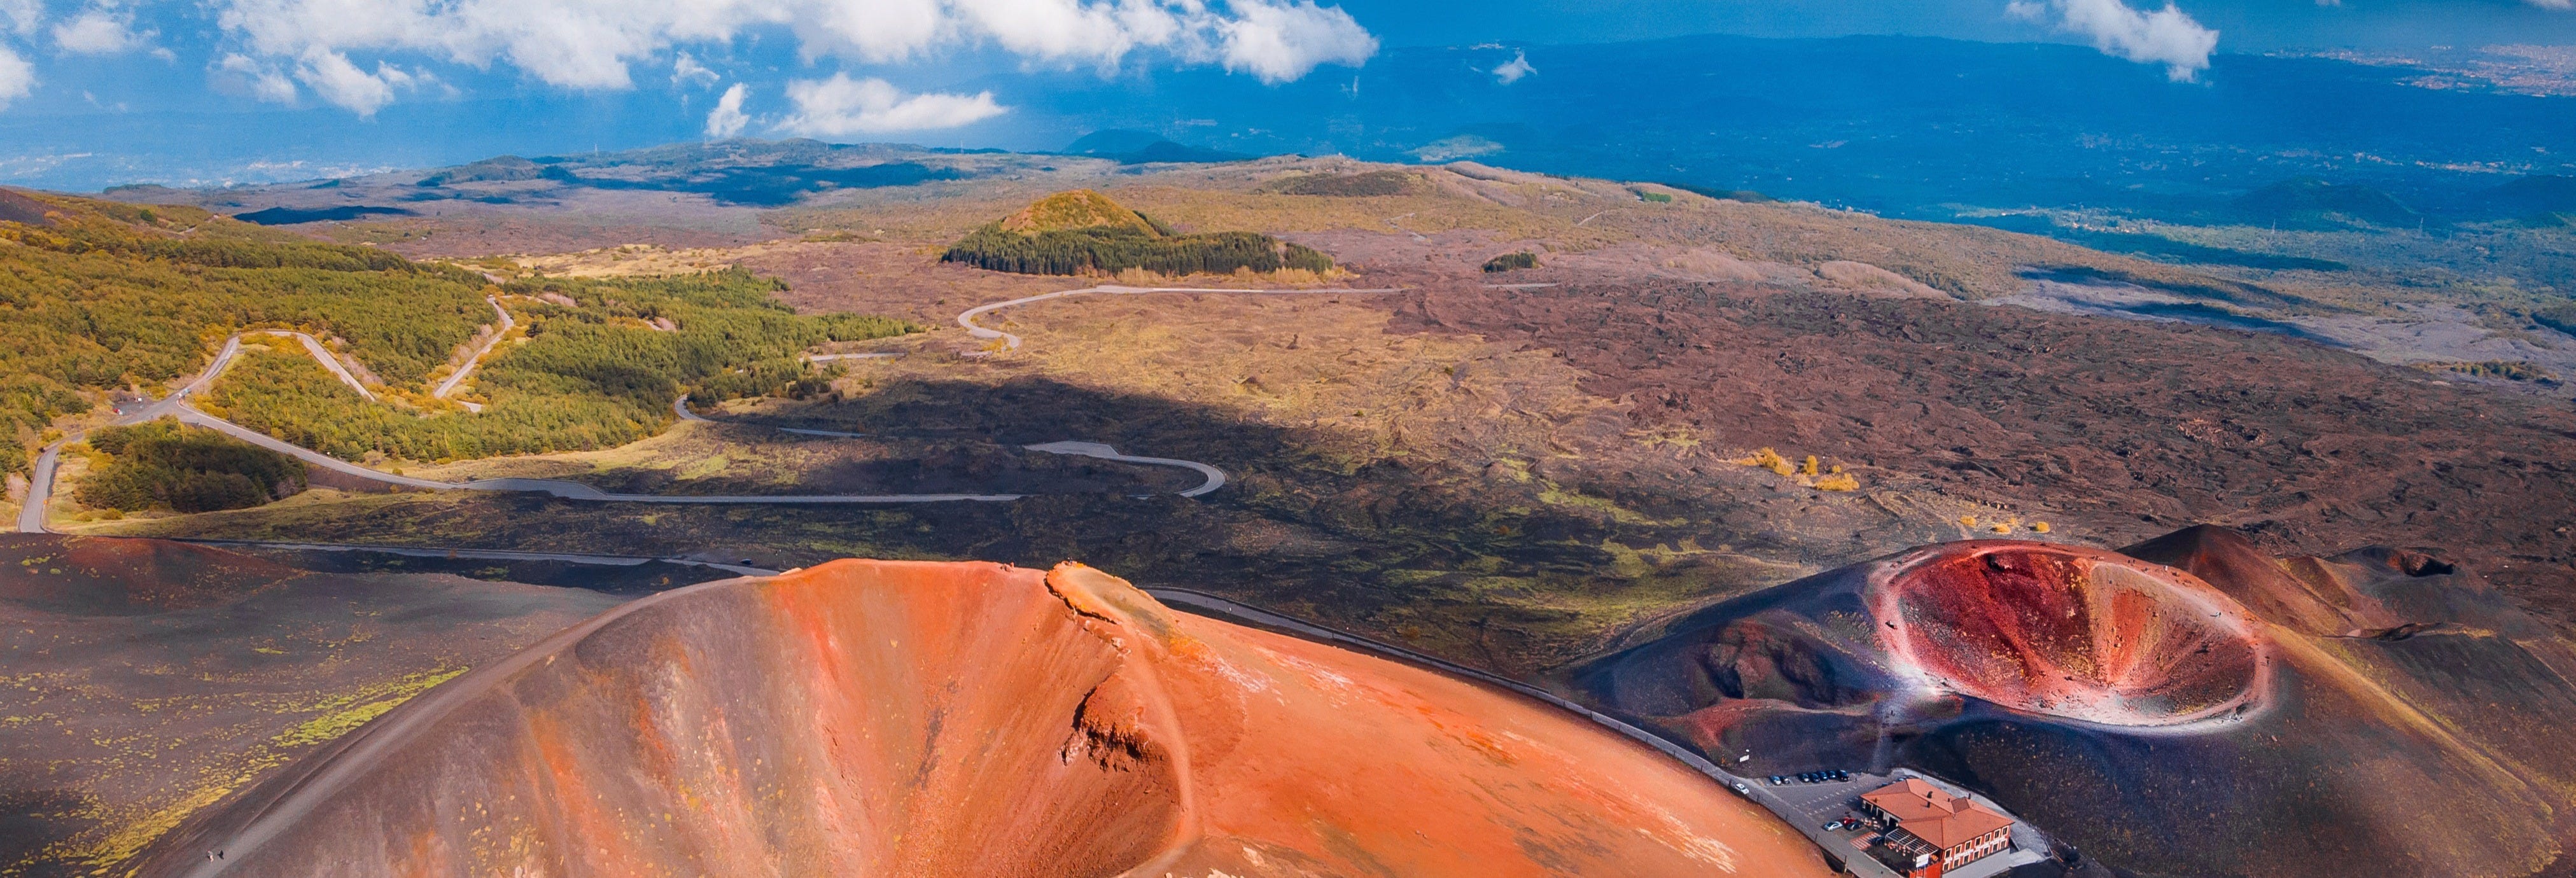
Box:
<box><xmin>1874</xmin><ymin>543</ymin><xmax>2269</xmax><ymax>727</ymax></box>
<box><xmin>139</xmin><ymin>560</ymin><xmax>1829</xmax><ymax>877</ymax></box>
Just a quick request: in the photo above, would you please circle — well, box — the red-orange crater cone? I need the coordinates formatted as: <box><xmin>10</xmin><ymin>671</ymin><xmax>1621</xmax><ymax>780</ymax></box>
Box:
<box><xmin>1874</xmin><ymin>541</ymin><xmax>2269</xmax><ymax>727</ymax></box>
<box><xmin>139</xmin><ymin>559</ymin><xmax>1830</xmax><ymax>877</ymax></box>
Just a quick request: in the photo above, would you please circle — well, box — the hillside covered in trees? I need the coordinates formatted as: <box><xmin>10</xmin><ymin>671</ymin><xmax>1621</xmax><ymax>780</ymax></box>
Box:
<box><xmin>74</xmin><ymin>419</ymin><xmax>306</xmax><ymax>513</ymax></box>
<box><xmin>942</xmin><ymin>190</ymin><xmax>1334</xmax><ymax>277</ymax></box>
<box><xmin>0</xmin><ymin>193</ymin><xmax>493</xmax><ymax>474</ymax></box>
<box><xmin>0</xmin><ymin>192</ymin><xmax>913</xmax><ymax>473</ymax></box>
<box><xmin>203</xmin><ymin>270</ymin><xmax>911</xmax><ymax>463</ymax></box>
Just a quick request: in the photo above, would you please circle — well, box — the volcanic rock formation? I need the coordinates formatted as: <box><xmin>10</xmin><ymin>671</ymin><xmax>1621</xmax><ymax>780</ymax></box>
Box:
<box><xmin>136</xmin><ymin>559</ymin><xmax>1831</xmax><ymax>877</ymax></box>
<box><xmin>1569</xmin><ymin>529</ymin><xmax>2576</xmax><ymax>877</ymax></box>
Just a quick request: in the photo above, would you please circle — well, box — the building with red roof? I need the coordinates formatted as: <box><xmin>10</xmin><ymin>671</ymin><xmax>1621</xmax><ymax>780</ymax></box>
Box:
<box><xmin>1858</xmin><ymin>778</ymin><xmax>2015</xmax><ymax>878</ymax></box>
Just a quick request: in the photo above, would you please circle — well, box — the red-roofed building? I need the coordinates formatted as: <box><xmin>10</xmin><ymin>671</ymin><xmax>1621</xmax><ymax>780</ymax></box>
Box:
<box><xmin>1859</xmin><ymin>778</ymin><xmax>2015</xmax><ymax>878</ymax></box>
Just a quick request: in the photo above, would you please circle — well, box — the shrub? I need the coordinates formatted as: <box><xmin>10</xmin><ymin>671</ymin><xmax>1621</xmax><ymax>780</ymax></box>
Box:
<box><xmin>1483</xmin><ymin>251</ymin><xmax>1539</xmax><ymax>273</ymax></box>
<box><xmin>2534</xmin><ymin>303</ymin><xmax>2576</xmax><ymax>337</ymax></box>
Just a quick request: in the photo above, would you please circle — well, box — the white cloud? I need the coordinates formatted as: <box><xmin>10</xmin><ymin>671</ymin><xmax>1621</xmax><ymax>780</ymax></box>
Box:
<box><xmin>216</xmin><ymin>53</ymin><xmax>299</xmax><ymax>104</ymax></box>
<box><xmin>210</xmin><ymin>0</ymin><xmax>1377</xmax><ymax>114</ymax></box>
<box><xmin>1492</xmin><ymin>50</ymin><xmax>1533</xmax><ymax>85</ymax></box>
<box><xmin>672</xmin><ymin>52</ymin><xmax>718</xmax><ymax>88</ymax></box>
<box><xmin>1216</xmin><ymin>0</ymin><xmax>1376</xmax><ymax>84</ymax></box>
<box><xmin>2010</xmin><ymin>0</ymin><xmax>2218</xmax><ymax>81</ymax></box>
<box><xmin>0</xmin><ymin>0</ymin><xmax>38</xmax><ymax>37</ymax></box>
<box><xmin>294</xmin><ymin>50</ymin><xmax>391</xmax><ymax>115</ymax></box>
<box><xmin>0</xmin><ymin>46</ymin><xmax>31</xmax><ymax>109</ymax></box>
<box><xmin>706</xmin><ymin>81</ymin><xmax>750</xmax><ymax>137</ymax></box>
<box><xmin>2527</xmin><ymin>0</ymin><xmax>2572</xmax><ymax>8</ymax></box>
<box><xmin>289</xmin><ymin>51</ymin><xmax>434</xmax><ymax>116</ymax></box>
<box><xmin>779</xmin><ymin>73</ymin><xmax>1004</xmax><ymax>137</ymax></box>
<box><xmin>53</xmin><ymin>9</ymin><xmax>151</xmax><ymax>55</ymax></box>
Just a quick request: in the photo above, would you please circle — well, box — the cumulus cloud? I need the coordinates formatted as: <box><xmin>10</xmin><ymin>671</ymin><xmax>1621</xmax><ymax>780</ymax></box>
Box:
<box><xmin>215</xmin><ymin>53</ymin><xmax>299</xmax><ymax>104</ymax></box>
<box><xmin>2009</xmin><ymin>0</ymin><xmax>2218</xmax><ymax>81</ymax></box>
<box><xmin>286</xmin><ymin>50</ymin><xmax>435</xmax><ymax>116</ymax></box>
<box><xmin>1492</xmin><ymin>50</ymin><xmax>1533</xmax><ymax>84</ymax></box>
<box><xmin>0</xmin><ymin>0</ymin><xmax>38</xmax><ymax>36</ymax></box>
<box><xmin>779</xmin><ymin>74</ymin><xmax>1004</xmax><ymax>136</ymax></box>
<box><xmin>1217</xmin><ymin>0</ymin><xmax>1376</xmax><ymax>83</ymax></box>
<box><xmin>293</xmin><ymin>50</ymin><xmax>393</xmax><ymax>115</ymax></box>
<box><xmin>210</xmin><ymin>0</ymin><xmax>1378</xmax><ymax>112</ymax></box>
<box><xmin>705</xmin><ymin>81</ymin><xmax>750</xmax><ymax>137</ymax></box>
<box><xmin>53</xmin><ymin>8</ymin><xmax>151</xmax><ymax>55</ymax></box>
<box><xmin>0</xmin><ymin>46</ymin><xmax>31</xmax><ymax>108</ymax></box>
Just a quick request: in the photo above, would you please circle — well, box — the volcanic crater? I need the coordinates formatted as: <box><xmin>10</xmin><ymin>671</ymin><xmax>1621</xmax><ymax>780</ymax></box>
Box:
<box><xmin>132</xmin><ymin>558</ymin><xmax>1829</xmax><ymax>877</ymax></box>
<box><xmin>1873</xmin><ymin>543</ymin><xmax>2269</xmax><ymax>727</ymax></box>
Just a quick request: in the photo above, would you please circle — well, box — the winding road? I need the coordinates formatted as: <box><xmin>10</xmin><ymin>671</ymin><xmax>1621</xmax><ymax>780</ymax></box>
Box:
<box><xmin>17</xmin><ymin>282</ymin><xmax>1400</xmax><ymax>532</ymax></box>
<box><xmin>956</xmin><ymin>284</ymin><xmax>1406</xmax><ymax>352</ymax></box>
<box><xmin>430</xmin><ymin>296</ymin><xmax>515</xmax><ymax>410</ymax></box>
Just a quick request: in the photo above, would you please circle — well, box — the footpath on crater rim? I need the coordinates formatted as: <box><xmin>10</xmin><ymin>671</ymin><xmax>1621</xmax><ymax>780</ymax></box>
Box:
<box><xmin>136</xmin><ymin>558</ymin><xmax>1831</xmax><ymax>877</ymax></box>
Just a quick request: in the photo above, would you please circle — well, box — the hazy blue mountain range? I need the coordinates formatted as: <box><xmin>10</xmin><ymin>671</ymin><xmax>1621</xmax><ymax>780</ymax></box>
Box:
<box><xmin>18</xmin><ymin>35</ymin><xmax>2576</xmax><ymax>228</ymax></box>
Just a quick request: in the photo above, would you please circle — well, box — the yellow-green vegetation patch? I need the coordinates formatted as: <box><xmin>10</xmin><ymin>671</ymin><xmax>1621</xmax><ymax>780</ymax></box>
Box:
<box><xmin>2412</xmin><ymin>359</ymin><xmax>2559</xmax><ymax>383</ymax></box>
<box><xmin>1536</xmin><ymin>483</ymin><xmax>1684</xmax><ymax>527</ymax></box>
<box><xmin>997</xmin><ymin>189</ymin><xmax>1161</xmax><ymax>235</ymax></box>
<box><xmin>28</xmin><ymin>666</ymin><xmax>470</xmax><ymax>873</ymax></box>
<box><xmin>276</xmin><ymin>667</ymin><xmax>466</xmax><ymax>748</ymax></box>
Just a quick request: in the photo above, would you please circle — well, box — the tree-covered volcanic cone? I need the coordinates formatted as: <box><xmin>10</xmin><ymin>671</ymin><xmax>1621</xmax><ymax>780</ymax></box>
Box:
<box><xmin>137</xmin><ymin>560</ymin><xmax>1828</xmax><ymax>877</ymax></box>
<box><xmin>1874</xmin><ymin>543</ymin><xmax>2269</xmax><ymax>727</ymax></box>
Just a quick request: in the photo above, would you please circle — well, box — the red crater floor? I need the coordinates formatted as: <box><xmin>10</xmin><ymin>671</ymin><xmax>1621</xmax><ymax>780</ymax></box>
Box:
<box><xmin>1871</xmin><ymin>541</ymin><xmax>2271</xmax><ymax>728</ymax></box>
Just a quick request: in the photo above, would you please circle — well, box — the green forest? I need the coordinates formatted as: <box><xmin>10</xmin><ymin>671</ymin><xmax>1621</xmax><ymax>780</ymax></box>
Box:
<box><xmin>944</xmin><ymin>225</ymin><xmax>1335</xmax><ymax>276</ymax></box>
<box><xmin>0</xmin><ymin>194</ymin><xmax>913</xmax><ymax>473</ymax></box>
<box><xmin>0</xmin><ymin>197</ymin><xmax>492</xmax><ymax>473</ymax></box>
<box><xmin>74</xmin><ymin>419</ymin><xmax>306</xmax><ymax>513</ymax></box>
<box><xmin>204</xmin><ymin>270</ymin><xmax>911</xmax><ymax>463</ymax></box>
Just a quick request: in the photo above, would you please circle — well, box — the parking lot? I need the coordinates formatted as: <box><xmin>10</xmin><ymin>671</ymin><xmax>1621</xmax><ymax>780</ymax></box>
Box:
<box><xmin>1732</xmin><ymin>768</ymin><xmax>2052</xmax><ymax>878</ymax></box>
<box><xmin>1738</xmin><ymin>770</ymin><xmax>1900</xmax><ymax>877</ymax></box>
<box><xmin>1762</xmin><ymin>770</ymin><xmax>1884</xmax><ymax>831</ymax></box>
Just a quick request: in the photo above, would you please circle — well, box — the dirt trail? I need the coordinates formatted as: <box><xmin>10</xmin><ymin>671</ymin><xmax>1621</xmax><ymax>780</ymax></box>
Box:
<box><xmin>956</xmin><ymin>283</ymin><xmax>1406</xmax><ymax>352</ymax></box>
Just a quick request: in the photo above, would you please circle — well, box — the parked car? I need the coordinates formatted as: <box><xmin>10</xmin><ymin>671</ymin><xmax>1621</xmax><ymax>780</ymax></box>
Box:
<box><xmin>1824</xmin><ymin>820</ymin><xmax>1845</xmax><ymax>831</ymax></box>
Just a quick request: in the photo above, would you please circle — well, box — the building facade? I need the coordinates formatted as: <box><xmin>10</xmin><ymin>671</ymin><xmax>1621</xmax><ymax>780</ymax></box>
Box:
<box><xmin>1858</xmin><ymin>778</ymin><xmax>2013</xmax><ymax>878</ymax></box>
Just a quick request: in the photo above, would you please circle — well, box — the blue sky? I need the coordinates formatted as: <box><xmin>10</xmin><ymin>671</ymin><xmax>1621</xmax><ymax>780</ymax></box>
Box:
<box><xmin>0</xmin><ymin>0</ymin><xmax>2569</xmax><ymax>188</ymax></box>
